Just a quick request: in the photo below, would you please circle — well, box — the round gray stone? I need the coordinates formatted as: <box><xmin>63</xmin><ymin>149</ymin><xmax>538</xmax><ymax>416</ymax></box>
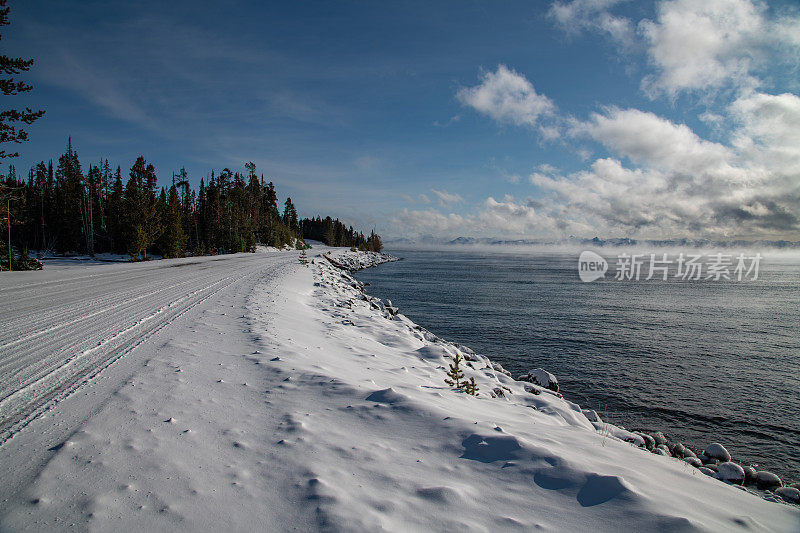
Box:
<box><xmin>755</xmin><ymin>471</ymin><xmax>782</xmax><ymax>490</ymax></box>
<box><xmin>775</xmin><ymin>487</ymin><xmax>800</xmax><ymax>503</ymax></box>
<box><xmin>743</xmin><ymin>466</ymin><xmax>758</xmax><ymax>485</ymax></box>
<box><xmin>703</xmin><ymin>443</ymin><xmax>731</xmax><ymax>462</ymax></box>
<box><xmin>671</xmin><ymin>442</ymin><xmax>685</xmax><ymax>458</ymax></box>
<box><xmin>716</xmin><ymin>462</ymin><xmax>745</xmax><ymax>485</ymax></box>
<box><xmin>684</xmin><ymin>457</ymin><xmax>703</xmax><ymax>468</ymax></box>
<box><xmin>698</xmin><ymin>466</ymin><xmax>715</xmax><ymax>476</ymax></box>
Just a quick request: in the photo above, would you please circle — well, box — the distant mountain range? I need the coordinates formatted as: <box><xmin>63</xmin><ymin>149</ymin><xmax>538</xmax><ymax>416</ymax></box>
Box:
<box><xmin>384</xmin><ymin>236</ymin><xmax>800</xmax><ymax>249</ymax></box>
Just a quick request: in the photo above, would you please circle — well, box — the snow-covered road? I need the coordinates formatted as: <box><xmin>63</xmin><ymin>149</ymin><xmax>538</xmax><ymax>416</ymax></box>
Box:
<box><xmin>0</xmin><ymin>253</ymin><xmax>294</xmax><ymax>443</ymax></box>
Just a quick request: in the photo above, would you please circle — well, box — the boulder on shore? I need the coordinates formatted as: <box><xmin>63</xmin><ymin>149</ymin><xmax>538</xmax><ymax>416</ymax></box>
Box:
<box><xmin>652</xmin><ymin>432</ymin><xmax>668</xmax><ymax>446</ymax></box>
<box><xmin>698</xmin><ymin>467</ymin><xmax>715</xmax><ymax>476</ymax></box>
<box><xmin>636</xmin><ymin>432</ymin><xmax>655</xmax><ymax>451</ymax></box>
<box><xmin>703</xmin><ymin>443</ymin><xmax>731</xmax><ymax>462</ymax></box>
<box><xmin>671</xmin><ymin>442</ymin><xmax>685</xmax><ymax>458</ymax></box>
<box><xmin>755</xmin><ymin>471</ymin><xmax>782</xmax><ymax>490</ymax></box>
<box><xmin>684</xmin><ymin>457</ymin><xmax>703</xmax><ymax>468</ymax></box>
<box><xmin>775</xmin><ymin>487</ymin><xmax>800</xmax><ymax>504</ymax></box>
<box><xmin>699</xmin><ymin>454</ymin><xmax>717</xmax><ymax>466</ymax></box>
<box><xmin>517</xmin><ymin>368</ymin><xmax>559</xmax><ymax>393</ymax></box>
<box><xmin>743</xmin><ymin>466</ymin><xmax>758</xmax><ymax>486</ymax></box>
<box><xmin>715</xmin><ymin>462</ymin><xmax>745</xmax><ymax>485</ymax></box>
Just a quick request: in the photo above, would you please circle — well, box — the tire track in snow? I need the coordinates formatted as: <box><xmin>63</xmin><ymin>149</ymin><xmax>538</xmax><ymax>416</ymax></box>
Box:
<box><xmin>0</xmin><ymin>253</ymin><xmax>295</xmax><ymax>444</ymax></box>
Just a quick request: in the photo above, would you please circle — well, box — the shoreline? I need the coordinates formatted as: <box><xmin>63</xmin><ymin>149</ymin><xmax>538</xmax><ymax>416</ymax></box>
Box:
<box><xmin>343</xmin><ymin>250</ymin><xmax>799</xmax><ymax>503</ymax></box>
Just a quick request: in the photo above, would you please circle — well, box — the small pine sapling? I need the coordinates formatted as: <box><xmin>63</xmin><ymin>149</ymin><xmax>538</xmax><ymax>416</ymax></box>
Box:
<box><xmin>463</xmin><ymin>377</ymin><xmax>479</xmax><ymax>396</ymax></box>
<box><xmin>299</xmin><ymin>249</ymin><xmax>309</xmax><ymax>266</ymax></box>
<box><xmin>444</xmin><ymin>352</ymin><xmax>465</xmax><ymax>389</ymax></box>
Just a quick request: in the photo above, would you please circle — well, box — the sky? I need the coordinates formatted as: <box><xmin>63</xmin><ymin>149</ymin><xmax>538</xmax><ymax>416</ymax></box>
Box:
<box><xmin>4</xmin><ymin>0</ymin><xmax>800</xmax><ymax>241</ymax></box>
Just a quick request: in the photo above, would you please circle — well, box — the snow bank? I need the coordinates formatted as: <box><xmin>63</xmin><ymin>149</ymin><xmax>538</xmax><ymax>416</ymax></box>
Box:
<box><xmin>248</xmin><ymin>249</ymin><xmax>799</xmax><ymax>531</ymax></box>
<box><xmin>319</xmin><ymin>248</ymin><xmax>400</xmax><ymax>271</ymax></box>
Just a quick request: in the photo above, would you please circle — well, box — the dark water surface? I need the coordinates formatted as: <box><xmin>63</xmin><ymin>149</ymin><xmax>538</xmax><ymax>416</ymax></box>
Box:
<box><xmin>355</xmin><ymin>249</ymin><xmax>800</xmax><ymax>482</ymax></box>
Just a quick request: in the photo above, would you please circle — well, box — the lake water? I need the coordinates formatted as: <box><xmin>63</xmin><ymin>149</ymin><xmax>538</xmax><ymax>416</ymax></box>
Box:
<box><xmin>355</xmin><ymin>248</ymin><xmax>800</xmax><ymax>483</ymax></box>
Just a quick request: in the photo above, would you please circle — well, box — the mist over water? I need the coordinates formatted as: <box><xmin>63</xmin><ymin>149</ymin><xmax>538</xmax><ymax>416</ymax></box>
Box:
<box><xmin>355</xmin><ymin>248</ymin><xmax>800</xmax><ymax>482</ymax></box>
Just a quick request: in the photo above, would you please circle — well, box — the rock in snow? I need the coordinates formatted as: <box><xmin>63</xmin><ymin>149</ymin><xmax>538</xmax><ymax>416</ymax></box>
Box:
<box><xmin>637</xmin><ymin>432</ymin><xmax>655</xmax><ymax>451</ymax></box>
<box><xmin>517</xmin><ymin>368</ymin><xmax>559</xmax><ymax>392</ymax></box>
<box><xmin>703</xmin><ymin>443</ymin><xmax>731</xmax><ymax>463</ymax></box>
<box><xmin>698</xmin><ymin>467</ymin><xmax>716</xmax><ymax>476</ymax></box>
<box><xmin>684</xmin><ymin>457</ymin><xmax>703</xmax><ymax>468</ymax></box>
<box><xmin>671</xmin><ymin>442</ymin><xmax>685</xmax><ymax>458</ymax></box>
<box><xmin>715</xmin><ymin>462</ymin><xmax>745</xmax><ymax>485</ymax></box>
<box><xmin>775</xmin><ymin>487</ymin><xmax>800</xmax><ymax>504</ymax></box>
<box><xmin>743</xmin><ymin>465</ymin><xmax>758</xmax><ymax>486</ymax></box>
<box><xmin>756</xmin><ymin>471</ymin><xmax>783</xmax><ymax>490</ymax></box>
<box><xmin>699</xmin><ymin>454</ymin><xmax>717</xmax><ymax>466</ymax></box>
<box><xmin>652</xmin><ymin>432</ymin><xmax>668</xmax><ymax>446</ymax></box>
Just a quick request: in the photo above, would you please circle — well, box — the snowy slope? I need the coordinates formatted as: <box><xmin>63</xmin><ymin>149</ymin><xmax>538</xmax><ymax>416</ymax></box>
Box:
<box><xmin>0</xmin><ymin>247</ymin><xmax>798</xmax><ymax>531</ymax></box>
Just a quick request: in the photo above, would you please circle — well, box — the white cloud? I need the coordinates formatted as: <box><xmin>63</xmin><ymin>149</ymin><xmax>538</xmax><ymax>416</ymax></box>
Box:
<box><xmin>549</xmin><ymin>0</ymin><xmax>635</xmax><ymax>47</ymax></box>
<box><xmin>457</xmin><ymin>65</ymin><xmax>556</xmax><ymax>131</ymax></box>
<box><xmin>418</xmin><ymin>194</ymin><xmax>432</xmax><ymax>204</ymax></box>
<box><xmin>478</xmin><ymin>196</ymin><xmax>564</xmax><ymax>235</ymax></box>
<box><xmin>730</xmin><ymin>91</ymin><xmax>800</xmax><ymax>170</ymax></box>
<box><xmin>574</xmin><ymin>107</ymin><xmax>737</xmax><ymax>177</ymax></box>
<box><xmin>431</xmin><ymin>189</ymin><xmax>464</xmax><ymax>206</ymax></box>
<box><xmin>529</xmin><ymin>101</ymin><xmax>800</xmax><ymax>237</ymax></box>
<box><xmin>387</xmin><ymin>200</ymin><xmax>566</xmax><ymax>239</ymax></box>
<box><xmin>640</xmin><ymin>0</ymin><xmax>765</xmax><ymax>95</ymax></box>
<box><xmin>548</xmin><ymin>0</ymin><xmax>800</xmax><ymax>97</ymax></box>
<box><xmin>640</xmin><ymin>0</ymin><xmax>800</xmax><ymax>96</ymax></box>
<box><xmin>388</xmin><ymin>208</ymin><xmax>467</xmax><ymax>236</ymax></box>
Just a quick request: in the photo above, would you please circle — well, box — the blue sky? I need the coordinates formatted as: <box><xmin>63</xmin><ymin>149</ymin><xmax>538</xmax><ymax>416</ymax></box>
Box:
<box><xmin>5</xmin><ymin>0</ymin><xmax>800</xmax><ymax>240</ymax></box>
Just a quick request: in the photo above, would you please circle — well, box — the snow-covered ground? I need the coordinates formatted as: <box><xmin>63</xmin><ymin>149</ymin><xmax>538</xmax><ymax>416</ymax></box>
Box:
<box><xmin>0</xmin><ymin>247</ymin><xmax>798</xmax><ymax>531</ymax></box>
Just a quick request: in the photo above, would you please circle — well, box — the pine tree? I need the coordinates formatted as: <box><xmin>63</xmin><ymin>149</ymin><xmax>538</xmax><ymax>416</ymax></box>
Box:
<box><xmin>444</xmin><ymin>353</ymin><xmax>478</xmax><ymax>395</ymax></box>
<box><xmin>107</xmin><ymin>167</ymin><xmax>124</xmax><ymax>252</ymax></box>
<box><xmin>157</xmin><ymin>185</ymin><xmax>186</xmax><ymax>258</ymax></box>
<box><xmin>444</xmin><ymin>352</ymin><xmax>466</xmax><ymax>389</ymax></box>
<box><xmin>283</xmin><ymin>197</ymin><xmax>298</xmax><ymax>231</ymax></box>
<box><xmin>124</xmin><ymin>156</ymin><xmax>161</xmax><ymax>260</ymax></box>
<box><xmin>366</xmin><ymin>229</ymin><xmax>383</xmax><ymax>252</ymax></box>
<box><xmin>463</xmin><ymin>377</ymin><xmax>479</xmax><ymax>396</ymax></box>
<box><xmin>0</xmin><ymin>0</ymin><xmax>45</xmax><ymax>159</ymax></box>
<box><xmin>54</xmin><ymin>139</ymin><xmax>85</xmax><ymax>252</ymax></box>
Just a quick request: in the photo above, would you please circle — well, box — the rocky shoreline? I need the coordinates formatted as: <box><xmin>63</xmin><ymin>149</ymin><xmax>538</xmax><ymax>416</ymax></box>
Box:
<box><xmin>612</xmin><ymin>428</ymin><xmax>798</xmax><ymax>504</ymax></box>
<box><xmin>329</xmin><ymin>248</ymin><xmax>799</xmax><ymax>507</ymax></box>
